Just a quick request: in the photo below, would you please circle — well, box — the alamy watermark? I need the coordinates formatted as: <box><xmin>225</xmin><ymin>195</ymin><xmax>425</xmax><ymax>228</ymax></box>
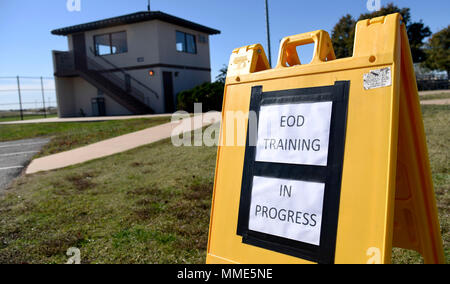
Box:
<box><xmin>366</xmin><ymin>0</ymin><xmax>381</xmax><ymax>12</ymax></box>
<box><xmin>66</xmin><ymin>247</ymin><xmax>81</xmax><ymax>264</ymax></box>
<box><xmin>366</xmin><ymin>247</ymin><xmax>381</xmax><ymax>264</ymax></box>
<box><xmin>67</xmin><ymin>0</ymin><xmax>81</xmax><ymax>12</ymax></box>
<box><xmin>170</xmin><ymin>103</ymin><xmax>256</xmax><ymax>148</ymax></box>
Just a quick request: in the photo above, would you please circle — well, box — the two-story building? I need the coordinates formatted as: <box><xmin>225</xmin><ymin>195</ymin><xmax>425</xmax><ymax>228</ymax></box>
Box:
<box><xmin>51</xmin><ymin>11</ymin><xmax>220</xmax><ymax>117</ymax></box>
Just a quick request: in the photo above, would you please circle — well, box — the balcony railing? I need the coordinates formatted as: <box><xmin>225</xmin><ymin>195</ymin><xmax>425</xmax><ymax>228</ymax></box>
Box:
<box><xmin>53</xmin><ymin>51</ymin><xmax>76</xmax><ymax>77</ymax></box>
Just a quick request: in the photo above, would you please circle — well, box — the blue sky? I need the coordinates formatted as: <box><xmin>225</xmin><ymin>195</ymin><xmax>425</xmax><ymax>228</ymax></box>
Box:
<box><xmin>0</xmin><ymin>0</ymin><xmax>449</xmax><ymax>109</ymax></box>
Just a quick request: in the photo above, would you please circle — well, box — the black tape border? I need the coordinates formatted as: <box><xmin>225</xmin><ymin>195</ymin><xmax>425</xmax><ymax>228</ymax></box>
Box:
<box><xmin>236</xmin><ymin>81</ymin><xmax>350</xmax><ymax>264</ymax></box>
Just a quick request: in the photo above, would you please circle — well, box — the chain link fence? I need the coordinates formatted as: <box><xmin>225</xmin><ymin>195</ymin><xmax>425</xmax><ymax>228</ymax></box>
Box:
<box><xmin>416</xmin><ymin>74</ymin><xmax>449</xmax><ymax>91</ymax></box>
<box><xmin>0</xmin><ymin>76</ymin><xmax>58</xmax><ymax>121</ymax></box>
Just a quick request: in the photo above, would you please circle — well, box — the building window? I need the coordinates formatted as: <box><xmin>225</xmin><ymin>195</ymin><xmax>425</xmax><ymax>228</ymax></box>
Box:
<box><xmin>94</xmin><ymin>34</ymin><xmax>111</xmax><ymax>56</ymax></box>
<box><xmin>111</xmin><ymin>32</ymin><xmax>128</xmax><ymax>54</ymax></box>
<box><xmin>94</xmin><ymin>31</ymin><xmax>128</xmax><ymax>56</ymax></box>
<box><xmin>176</xmin><ymin>31</ymin><xmax>197</xmax><ymax>54</ymax></box>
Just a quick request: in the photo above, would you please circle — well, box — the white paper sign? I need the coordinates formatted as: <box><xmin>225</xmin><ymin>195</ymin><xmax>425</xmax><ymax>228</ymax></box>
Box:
<box><xmin>249</xmin><ymin>176</ymin><xmax>325</xmax><ymax>246</ymax></box>
<box><xmin>255</xmin><ymin>102</ymin><xmax>333</xmax><ymax>166</ymax></box>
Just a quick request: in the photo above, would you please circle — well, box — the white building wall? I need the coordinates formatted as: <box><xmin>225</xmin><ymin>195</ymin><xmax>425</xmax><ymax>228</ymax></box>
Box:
<box><xmin>84</xmin><ymin>21</ymin><xmax>161</xmax><ymax>68</ymax></box>
<box><xmin>156</xmin><ymin>21</ymin><xmax>211</xmax><ymax>70</ymax></box>
<box><xmin>71</xmin><ymin>77</ymin><xmax>132</xmax><ymax>117</ymax></box>
<box><xmin>54</xmin><ymin>77</ymin><xmax>75</xmax><ymax>117</ymax></box>
<box><xmin>112</xmin><ymin>69</ymin><xmax>165</xmax><ymax>113</ymax></box>
<box><xmin>72</xmin><ymin>77</ymin><xmax>95</xmax><ymax>116</ymax></box>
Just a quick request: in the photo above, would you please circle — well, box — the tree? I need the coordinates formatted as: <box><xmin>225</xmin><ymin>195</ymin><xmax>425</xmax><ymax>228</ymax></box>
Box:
<box><xmin>407</xmin><ymin>21</ymin><xmax>432</xmax><ymax>63</ymax></box>
<box><xmin>331</xmin><ymin>3</ymin><xmax>431</xmax><ymax>63</ymax></box>
<box><xmin>215</xmin><ymin>65</ymin><xmax>228</xmax><ymax>84</ymax></box>
<box><xmin>331</xmin><ymin>15</ymin><xmax>356</xmax><ymax>59</ymax></box>
<box><xmin>422</xmin><ymin>25</ymin><xmax>450</xmax><ymax>77</ymax></box>
<box><xmin>177</xmin><ymin>82</ymin><xmax>224</xmax><ymax>113</ymax></box>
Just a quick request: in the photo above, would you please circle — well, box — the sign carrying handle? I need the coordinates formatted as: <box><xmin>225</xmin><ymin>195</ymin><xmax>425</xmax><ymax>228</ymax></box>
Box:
<box><xmin>276</xmin><ymin>30</ymin><xmax>336</xmax><ymax>67</ymax></box>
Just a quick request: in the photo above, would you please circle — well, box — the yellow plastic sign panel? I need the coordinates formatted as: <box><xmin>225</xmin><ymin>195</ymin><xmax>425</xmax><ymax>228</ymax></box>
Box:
<box><xmin>207</xmin><ymin>13</ymin><xmax>445</xmax><ymax>264</ymax></box>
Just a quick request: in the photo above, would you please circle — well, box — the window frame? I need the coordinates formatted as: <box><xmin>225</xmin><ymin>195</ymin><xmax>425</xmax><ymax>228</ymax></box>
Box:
<box><xmin>94</xmin><ymin>31</ymin><xmax>128</xmax><ymax>56</ymax></box>
<box><xmin>176</xmin><ymin>31</ymin><xmax>197</xmax><ymax>54</ymax></box>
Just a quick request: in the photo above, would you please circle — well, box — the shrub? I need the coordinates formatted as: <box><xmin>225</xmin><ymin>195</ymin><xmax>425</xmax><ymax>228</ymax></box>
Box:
<box><xmin>177</xmin><ymin>82</ymin><xmax>224</xmax><ymax>113</ymax></box>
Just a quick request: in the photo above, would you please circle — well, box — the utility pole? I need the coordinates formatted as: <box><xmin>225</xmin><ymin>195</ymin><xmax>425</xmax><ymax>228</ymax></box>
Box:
<box><xmin>16</xmin><ymin>76</ymin><xmax>24</xmax><ymax>121</ymax></box>
<box><xmin>40</xmin><ymin>76</ymin><xmax>47</xmax><ymax>118</ymax></box>
<box><xmin>265</xmin><ymin>0</ymin><xmax>272</xmax><ymax>67</ymax></box>
<box><xmin>147</xmin><ymin>0</ymin><xmax>151</xmax><ymax>12</ymax></box>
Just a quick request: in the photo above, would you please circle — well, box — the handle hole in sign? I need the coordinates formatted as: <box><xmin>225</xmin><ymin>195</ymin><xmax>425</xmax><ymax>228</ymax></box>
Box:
<box><xmin>287</xmin><ymin>43</ymin><xmax>315</xmax><ymax>67</ymax></box>
<box><xmin>286</xmin><ymin>42</ymin><xmax>316</xmax><ymax>67</ymax></box>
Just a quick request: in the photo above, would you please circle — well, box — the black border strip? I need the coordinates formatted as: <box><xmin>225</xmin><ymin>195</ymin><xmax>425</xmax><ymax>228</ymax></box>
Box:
<box><xmin>237</xmin><ymin>81</ymin><xmax>350</xmax><ymax>264</ymax></box>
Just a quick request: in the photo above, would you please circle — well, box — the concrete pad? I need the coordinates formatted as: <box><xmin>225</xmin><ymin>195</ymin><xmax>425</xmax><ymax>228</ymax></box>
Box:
<box><xmin>26</xmin><ymin>112</ymin><xmax>222</xmax><ymax>174</ymax></box>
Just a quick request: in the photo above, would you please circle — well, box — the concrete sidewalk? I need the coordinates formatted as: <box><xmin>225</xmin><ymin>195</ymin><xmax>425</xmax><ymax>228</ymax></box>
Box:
<box><xmin>419</xmin><ymin>90</ymin><xmax>450</xmax><ymax>96</ymax></box>
<box><xmin>0</xmin><ymin>114</ymin><xmax>172</xmax><ymax>125</ymax></box>
<box><xmin>26</xmin><ymin>112</ymin><xmax>222</xmax><ymax>174</ymax></box>
<box><xmin>421</xmin><ymin>99</ymin><xmax>450</xmax><ymax>105</ymax></box>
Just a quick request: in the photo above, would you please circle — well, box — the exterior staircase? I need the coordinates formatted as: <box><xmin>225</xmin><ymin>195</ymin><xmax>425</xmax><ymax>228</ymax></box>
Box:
<box><xmin>53</xmin><ymin>50</ymin><xmax>158</xmax><ymax>114</ymax></box>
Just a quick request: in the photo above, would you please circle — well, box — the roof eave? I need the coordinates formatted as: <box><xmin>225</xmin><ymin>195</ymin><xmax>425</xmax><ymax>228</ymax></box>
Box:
<box><xmin>51</xmin><ymin>11</ymin><xmax>221</xmax><ymax>36</ymax></box>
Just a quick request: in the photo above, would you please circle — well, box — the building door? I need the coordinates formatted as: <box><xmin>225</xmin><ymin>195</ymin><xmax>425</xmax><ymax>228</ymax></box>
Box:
<box><xmin>163</xmin><ymin>72</ymin><xmax>175</xmax><ymax>113</ymax></box>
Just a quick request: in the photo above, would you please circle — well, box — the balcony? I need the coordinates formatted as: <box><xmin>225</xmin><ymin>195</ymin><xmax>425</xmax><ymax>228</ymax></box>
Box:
<box><xmin>53</xmin><ymin>51</ymin><xmax>77</xmax><ymax>77</ymax></box>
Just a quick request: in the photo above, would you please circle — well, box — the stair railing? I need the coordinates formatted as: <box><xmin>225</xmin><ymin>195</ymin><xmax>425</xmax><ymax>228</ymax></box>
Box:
<box><xmin>88</xmin><ymin>48</ymin><xmax>159</xmax><ymax>100</ymax></box>
<box><xmin>84</xmin><ymin>57</ymin><xmax>147</xmax><ymax>104</ymax></box>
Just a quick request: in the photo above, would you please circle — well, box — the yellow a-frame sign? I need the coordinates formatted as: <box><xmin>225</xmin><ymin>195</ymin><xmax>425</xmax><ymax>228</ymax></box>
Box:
<box><xmin>207</xmin><ymin>13</ymin><xmax>445</xmax><ymax>264</ymax></box>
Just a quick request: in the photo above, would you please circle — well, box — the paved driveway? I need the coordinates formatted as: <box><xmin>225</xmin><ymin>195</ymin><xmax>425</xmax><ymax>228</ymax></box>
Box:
<box><xmin>0</xmin><ymin>138</ymin><xmax>49</xmax><ymax>192</ymax></box>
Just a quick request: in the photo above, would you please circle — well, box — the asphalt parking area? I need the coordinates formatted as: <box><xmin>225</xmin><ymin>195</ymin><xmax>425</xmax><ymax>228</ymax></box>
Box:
<box><xmin>0</xmin><ymin>138</ymin><xmax>50</xmax><ymax>192</ymax></box>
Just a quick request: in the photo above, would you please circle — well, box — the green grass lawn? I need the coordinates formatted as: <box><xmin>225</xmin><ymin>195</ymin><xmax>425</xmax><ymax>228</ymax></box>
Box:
<box><xmin>0</xmin><ymin>106</ymin><xmax>448</xmax><ymax>264</ymax></box>
<box><xmin>0</xmin><ymin>113</ymin><xmax>58</xmax><ymax>123</ymax></box>
<box><xmin>0</xmin><ymin>116</ymin><xmax>171</xmax><ymax>157</ymax></box>
<box><xmin>0</xmin><ymin>128</ymin><xmax>218</xmax><ymax>264</ymax></box>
